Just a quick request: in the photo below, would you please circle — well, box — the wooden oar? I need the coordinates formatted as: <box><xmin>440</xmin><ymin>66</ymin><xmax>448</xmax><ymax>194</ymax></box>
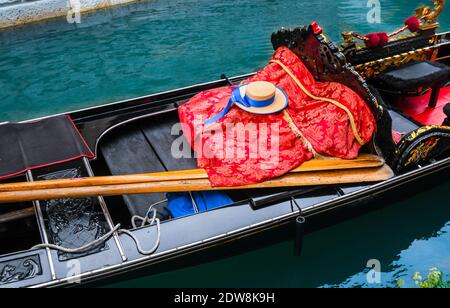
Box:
<box><xmin>0</xmin><ymin>165</ymin><xmax>394</xmax><ymax>203</ymax></box>
<box><xmin>0</xmin><ymin>154</ymin><xmax>383</xmax><ymax>193</ymax></box>
<box><xmin>0</xmin><ymin>207</ymin><xmax>34</xmax><ymax>223</ymax></box>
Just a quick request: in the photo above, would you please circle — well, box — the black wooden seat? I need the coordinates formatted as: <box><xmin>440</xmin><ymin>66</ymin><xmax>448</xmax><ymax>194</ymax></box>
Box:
<box><xmin>374</xmin><ymin>61</ymin><xmax>450</xmax><ymax>108</ymax></box>
<box><xmin>101</xmin><ymin>124</ymin><xmax>170</xmax><ymax>219</ymax></box>
<box><xmin>140</xmin><ymin>112</ymin><xmax>197</xmax><ymax>171</ymax></box>
<box><xmin>100</xmin><ymin>112</ymin><xmax>197</xmax><ymax>219</ymax></box>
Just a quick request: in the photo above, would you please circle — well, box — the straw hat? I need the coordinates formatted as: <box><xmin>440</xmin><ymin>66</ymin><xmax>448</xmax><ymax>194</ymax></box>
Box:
<box><xmin>204</xmin><ymin>81</ymin><xmax>288</xmax><ymax>124</ymax></box>
<box><xmin>235</xmin><ymin>81</ymin><xmax>288</xmax><ymax>114</ymax></box>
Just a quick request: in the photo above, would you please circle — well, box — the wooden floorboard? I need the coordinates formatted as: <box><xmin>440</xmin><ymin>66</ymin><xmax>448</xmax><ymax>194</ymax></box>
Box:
<box><xmin>100</xmin><ymin>124</ymin><xmax>169</xmax><ymax>218</ymax></box>
<box><xmin>140</xmin><ymin>112</ymin><xmax>197</xmax><ymax>171</ymax></box>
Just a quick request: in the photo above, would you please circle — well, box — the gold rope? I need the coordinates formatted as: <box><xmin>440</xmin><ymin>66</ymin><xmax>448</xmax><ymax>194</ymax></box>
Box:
<box><xmin>282</xmin><ymin>110</ymin><xmax>319</xmax><ymax>158</ymax></box>
<box><xmin>270</xmin><ymin>60</ymin><xmax>365</xmax><ymax>145</ymax></box>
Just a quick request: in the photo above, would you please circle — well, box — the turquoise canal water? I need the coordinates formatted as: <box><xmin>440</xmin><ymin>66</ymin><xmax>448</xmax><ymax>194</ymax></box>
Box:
<box><xmin>0</xmin><ymin>0</ymin><xmax>449</xmax><ymax>287</ymax></box>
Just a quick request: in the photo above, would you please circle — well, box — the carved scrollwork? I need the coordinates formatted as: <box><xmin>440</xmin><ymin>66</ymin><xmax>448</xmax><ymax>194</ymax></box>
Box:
<box><xmin>416</xmin><ymin>0</ymin><xmax>445</xmax><ymax>26</ymax></box>
<box><xmin>0</xmin><ymin>256</ymin><xmax>41</xmax><ymax>286</ymax></box>
<box><xmin>354</xmin><ymin>46</ymin><xmax>434</xmax><ymax>79</ymax></box>
<box><xmin>37</xmin><ymin>168</ymin><xmax>109</xmax><ymax>261</ymax></box>
<box><xmin>394</xmin><ymin>125</ymin><xmax>450</xmax><ymax>172</ymax></box>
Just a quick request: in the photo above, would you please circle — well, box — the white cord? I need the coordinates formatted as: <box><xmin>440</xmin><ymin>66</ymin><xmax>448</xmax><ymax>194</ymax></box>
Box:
<box><xmin>119</xmin><ymin>215</ymin><xmax>161</xmax><ymax>255</ymax></box>
<box><xmin>131</xmin><ymin>199</ymin><xmax>167</xmax><ymax>229</ymax></box>
<box><xmin>31</xmin><ymin>209</ymin><xmax>162</xmax><ymax>256</ymax></box>
<box><xmin>32</xmin><ymin>224</ymin><xmax>121</xmax><ymax>254</ymax></box>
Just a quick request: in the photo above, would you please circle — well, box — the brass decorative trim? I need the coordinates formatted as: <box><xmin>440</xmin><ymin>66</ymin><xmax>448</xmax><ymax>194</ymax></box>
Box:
<box><xmin>417</xmin><ymin>0</ymin><xmax>445</xmax><ymax>27</ymax></box>
<box><xmin>402</xmin><ymin>125</ymin><xmax>450</xmax><ymax>142</ymax></box>
<box><xmin>354</xmin><ymin>46</ymin><xmax>435</xmax><ymax>79</ymax></box>
<box><xmin>405</xmin><ymin>137</ymin><xmax>440</xmax><ymax>166</ymax></box>
<box><xmin>341</xmin><ymin>0</ymin><xmax>445</xmax><ymax>48</ymax></box>
<box><xmin>395</xmin><ymin>125</ymin><xmax>450</xmax><ymax>172</ymax></box>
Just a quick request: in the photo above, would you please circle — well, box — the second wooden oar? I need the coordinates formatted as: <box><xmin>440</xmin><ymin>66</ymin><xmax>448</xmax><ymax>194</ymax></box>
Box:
<box><xmin>0</xmin><ymin>207</ymin><xmax>35</xmax><ymax>223</ymax></box>
<box><xmin>0</xmin><ymin>154</ymin><xmax>383</xmax><ymax>192</ymax></box>
<box><xmin>0</xmin><ymin>165</ymin><xmax>394</xmax><ymax>204</ymax></box>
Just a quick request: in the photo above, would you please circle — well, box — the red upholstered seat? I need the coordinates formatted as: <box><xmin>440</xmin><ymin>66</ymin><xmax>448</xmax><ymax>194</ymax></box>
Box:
<box><xmin>178</xmin><ymin>47</ymin><xmax>376</xmax><ymax>186</ymax></box>
<box><xmin>395</xmin><ymin>86</ymin><xmax>450</xmax><ymax>125</ymax></box>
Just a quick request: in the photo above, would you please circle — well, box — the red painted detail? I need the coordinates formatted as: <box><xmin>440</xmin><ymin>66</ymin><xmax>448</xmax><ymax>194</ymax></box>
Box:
<box><xmin>392</xmin><ymin>131</ymin><xmax>403</xmax><ymax>144</ymax></box>
<box><xmin>66</xmin><ymin>115</ymin><xmax>95</xmax><ymax>158</ymax></box>
<box><xmin>404</xmin><ymin>16</ymin><xmax>420</xmax><ymax>33</ymax></box>
<box><xmin>310</xmin><ymin>21</ymin><xmax>323</xmax><ymax>35</ymax></box>
<box><xmin>377</xmin><ymin>32</ymin><xmax>389</xmax><ymax>47</ymax></box>
<box><xmin>394</xmin><ymin>86</ymin><xmax>450</xmax><ymax>126</ymax></box>
<box><xmin>364</xmin><ymin>32</ymin><xmax>389</xmax><ymax>48</ymax></box>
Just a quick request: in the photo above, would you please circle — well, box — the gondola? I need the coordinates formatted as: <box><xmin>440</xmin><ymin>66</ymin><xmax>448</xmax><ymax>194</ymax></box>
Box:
<box><xmin>0</xmin><ymin>1</ymin><xmax>449</xmax><ymax>288</ymax></box>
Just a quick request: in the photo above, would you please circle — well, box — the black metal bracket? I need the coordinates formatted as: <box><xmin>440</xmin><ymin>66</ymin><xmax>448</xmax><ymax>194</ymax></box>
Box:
<box><xmin>220</xmin><ymin>74</ymin><xmax>233</xmax><ymax>86</ymax></box>
<box><xmin>292</xmin><ymin>198</ymin><xmax>306</xmax><ymax>257</ymax></box>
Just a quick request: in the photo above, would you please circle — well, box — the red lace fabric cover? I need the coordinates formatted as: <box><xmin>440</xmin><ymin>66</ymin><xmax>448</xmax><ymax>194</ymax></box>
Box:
<box><xmin>178</xmin><ymin>47</ymin><xmax>376</xmax><ymax>186</ymax></box>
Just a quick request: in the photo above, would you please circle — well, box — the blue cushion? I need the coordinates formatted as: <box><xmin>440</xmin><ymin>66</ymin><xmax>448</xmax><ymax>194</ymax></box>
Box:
<box><xmin>166</xmin><ymin>191</ymin><xmax>233</xmax><ymax>218</ymax></box>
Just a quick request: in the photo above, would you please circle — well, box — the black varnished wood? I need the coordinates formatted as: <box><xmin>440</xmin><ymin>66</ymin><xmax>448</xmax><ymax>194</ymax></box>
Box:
<box><xmin>75</xmin><ymin>103</ymin><xmax>177</xmax><ymax>157</ymax></box>
<box><xmin>140</xmin><ymin>112</ymin><xmax>197</xmax><ymax>171</ymax></box>
<box><xmin>346</xmin><ymin>35</ymin><xmax>435</xmax><ymax>65</ymax></box>
<box><xmin>100</xmin><ymin>124</ymin><xmax>169</xmax><ymax>218</ymax></box>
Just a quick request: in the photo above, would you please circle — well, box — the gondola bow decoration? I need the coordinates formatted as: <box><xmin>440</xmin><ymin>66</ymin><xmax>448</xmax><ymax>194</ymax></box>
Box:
<box><xmin>342</xmin><ymin>0</ymin><xmax>445</xmax><ymax>49</ymax></box>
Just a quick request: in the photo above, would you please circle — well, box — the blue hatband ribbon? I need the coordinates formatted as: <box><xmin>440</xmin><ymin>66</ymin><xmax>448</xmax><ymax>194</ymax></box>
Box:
<box><xmin>204</xmin><ymin>85</ymin><xmax>276</xmax><ymax>125</ymax></box>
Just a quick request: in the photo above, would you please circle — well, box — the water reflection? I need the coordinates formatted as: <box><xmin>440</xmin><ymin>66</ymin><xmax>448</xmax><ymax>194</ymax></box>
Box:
<box><xmin>0</xmin><ymin>0</ymin><xmax>448</xmax><ymax>122</ymax></box>
<box><xmin>105</xmin><ymin>181</ymin><xmax>450</xmax><ymax>288</ymax></box>
<box><xmin>326</xmin><ymin>223</ymin><xmax>450</xmax><ymax>288</ymax></box>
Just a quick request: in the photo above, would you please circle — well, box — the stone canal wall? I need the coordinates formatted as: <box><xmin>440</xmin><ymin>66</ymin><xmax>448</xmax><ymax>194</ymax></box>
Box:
<box><xmin>0</xmin><ymin>0</ymin><xmax>138</xmax><ymax>29</ymax></box>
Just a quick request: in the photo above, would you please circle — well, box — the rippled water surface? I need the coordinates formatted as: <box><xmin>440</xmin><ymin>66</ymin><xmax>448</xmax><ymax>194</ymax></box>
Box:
<box><xmin>0</xmin><ymin>0</ymin><xmax>449</xmax><ymax>287</ymax></box>
<box><xmin>1</xmin><ymin>0</ymin><xmax>449</xmax><ymax>122</ymax></box>
<box><xmin>109</xmin><ymin>182</ymin><xmax>450</xmax><ymax>288</ymax></box>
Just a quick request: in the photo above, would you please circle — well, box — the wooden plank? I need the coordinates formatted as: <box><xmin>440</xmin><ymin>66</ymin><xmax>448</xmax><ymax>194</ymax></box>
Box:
<box><xmin>100</xmin><ymin>125</ymin><xmax>168</xmax><ymax>217</ymax></box>
<box><xmin>140</xmin><ymin>112</ymin><xmax>197</xmax><ymax>171</ymax></box>
<box><xmin>0</xmin><ymin>154</ymin><xmax>384</xmax><ymax>192</ymax></box>
<box><xmin>0</xmin><ymin>165</ymin><xmax>394</xmax><ymax>204</ymax></box>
